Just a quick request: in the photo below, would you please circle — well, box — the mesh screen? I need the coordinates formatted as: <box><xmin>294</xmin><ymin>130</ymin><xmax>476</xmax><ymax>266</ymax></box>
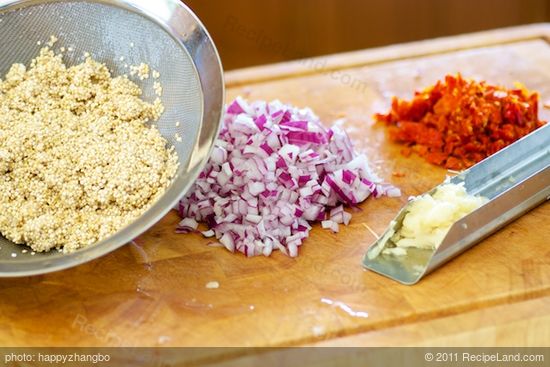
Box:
<box><xmin>0</xmin><ymin>1</ymin><xmax>204</xmax><ymax>258</ymax></box>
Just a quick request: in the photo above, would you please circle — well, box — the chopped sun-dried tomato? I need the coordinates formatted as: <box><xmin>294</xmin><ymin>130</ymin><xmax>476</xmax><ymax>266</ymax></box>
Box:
<box><xmin>376</xmin><ymin>74</ymin><xmax>546</xmax><ymax>170</ymax></box>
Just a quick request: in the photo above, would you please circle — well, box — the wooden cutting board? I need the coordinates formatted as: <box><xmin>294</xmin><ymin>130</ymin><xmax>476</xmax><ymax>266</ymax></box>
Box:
<box><xmin>0</xmin><ymin>24</ymin><xmax>548</xmax><ymax>361</ymax></box>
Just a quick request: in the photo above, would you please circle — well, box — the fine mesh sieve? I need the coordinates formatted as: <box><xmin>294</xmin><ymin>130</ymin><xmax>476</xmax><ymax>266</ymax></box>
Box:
<box><xmin>0</xmin><ymin>0</ymin><xmax>224</xmax><ymax>276</ymax></box>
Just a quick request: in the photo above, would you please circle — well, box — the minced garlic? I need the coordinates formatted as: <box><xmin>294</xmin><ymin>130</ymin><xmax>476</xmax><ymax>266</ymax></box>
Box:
<box><xmin>383</xmin><ymin>183</ymin><xmax>487</xmax><ymax>255</ymax></box>
<box><xmin>0</xmin><ymin>47</ymin><xmax>178</xmax><ymax>253</ymax></box>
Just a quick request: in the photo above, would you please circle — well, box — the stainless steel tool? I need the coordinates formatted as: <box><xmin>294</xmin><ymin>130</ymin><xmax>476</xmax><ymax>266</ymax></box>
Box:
<box><xmin>0</xmin><ymin>0</ymin><xmax>224</xmax><ymax>276</ymax></box>
<box><xmin>363</xmin><ymin>123</ymin><xmax>550</xmax><ymax>285</ymax></box>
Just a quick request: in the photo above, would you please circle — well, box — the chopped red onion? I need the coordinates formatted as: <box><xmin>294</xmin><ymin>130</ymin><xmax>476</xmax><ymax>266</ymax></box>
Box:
<box><xmin>201</xmin><ymin>229</ymin><xmax>215</xmax><ymax>238</ymax></box>
<box><xmin>176</xmin><ymin>218</ymin><xmax>198</xmax><ymax>234</ymax></box>
<box><xmin>321</xmin><ymin>220</ymin><xmax>339</xmax><ymax>233</ymax></box>
<box><xmin>176</xmin><ymin>98</ymin><xmax>400</xmax><ymax>257</ymax></box>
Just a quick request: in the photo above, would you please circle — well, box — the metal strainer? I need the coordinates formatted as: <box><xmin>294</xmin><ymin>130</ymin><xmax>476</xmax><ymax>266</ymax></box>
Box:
<box><xmin>0</xmin><ymin>0</ymin><xmax>224</xmax><ymax>276</ymax></box>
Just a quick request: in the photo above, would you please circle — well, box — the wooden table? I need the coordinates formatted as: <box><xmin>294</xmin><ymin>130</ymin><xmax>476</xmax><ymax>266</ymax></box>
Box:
<box><xmin>0</xmin><ymin>24</ymin><xmax>548</xmax><ymax>364</ymax></box>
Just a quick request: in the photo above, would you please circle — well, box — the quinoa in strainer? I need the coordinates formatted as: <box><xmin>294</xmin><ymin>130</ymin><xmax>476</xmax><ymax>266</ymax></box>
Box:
<box><xmin>0</xmin><ymin>47</ymin><xmax>178</xmax><ymax>253</ymax></box>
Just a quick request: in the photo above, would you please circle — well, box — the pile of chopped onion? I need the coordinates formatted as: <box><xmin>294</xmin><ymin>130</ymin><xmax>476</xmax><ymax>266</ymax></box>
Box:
<box><xmin>176</xmin><ymin>97</ymin><xmax>400</xmax><ymax>257</ymax></box>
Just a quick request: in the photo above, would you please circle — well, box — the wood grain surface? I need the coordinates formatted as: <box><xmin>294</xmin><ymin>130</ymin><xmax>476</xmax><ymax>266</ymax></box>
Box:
<box><xmin>0</xmin><ymin>25</ymin><xmax>548</xmax><ymax>354</ymax></box>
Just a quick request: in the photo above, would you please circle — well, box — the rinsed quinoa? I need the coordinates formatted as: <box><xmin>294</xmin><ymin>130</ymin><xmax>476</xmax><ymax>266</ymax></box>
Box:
<box><xmin>0</xmin><ymin>47</ymin><xmax>178</xmax><ymax>253</ymax></box>
<box><xmin>130</xmin><ymin>63</ymin><xmax>150</xmax><ymax>80</ymax></box>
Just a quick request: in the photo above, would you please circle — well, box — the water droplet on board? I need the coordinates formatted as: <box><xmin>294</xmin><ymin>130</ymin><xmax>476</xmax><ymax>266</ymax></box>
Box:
<box><xmin>136</xmin><ymin>286</ymin><xmax>153</xmax><ymax>299</ymax></box>
<box><xmin>158</xmin><ymin>335</ymin><xmax>171</xmax><ymax>345</ymax></box>
<box><xmin>205</xmin><ymin>281</ymin><xmax>219</xmax><ymax>289</ymax></box>
<box><xmin>312</xmin><ymin>325</ymin><xmax>326</xmax><ymax>336</ymax></box>
<box><xmin>320</xmin><ymin>298</ymin><xmax>369</xmax><ymax>318</ymax></box>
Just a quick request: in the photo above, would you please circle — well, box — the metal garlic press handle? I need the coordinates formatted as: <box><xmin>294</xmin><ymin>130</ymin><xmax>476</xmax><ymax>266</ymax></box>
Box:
<box><xmin>363</xmin><ymin>123</ymin><xmax>550</xmax><ymax>285</ymax></box>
